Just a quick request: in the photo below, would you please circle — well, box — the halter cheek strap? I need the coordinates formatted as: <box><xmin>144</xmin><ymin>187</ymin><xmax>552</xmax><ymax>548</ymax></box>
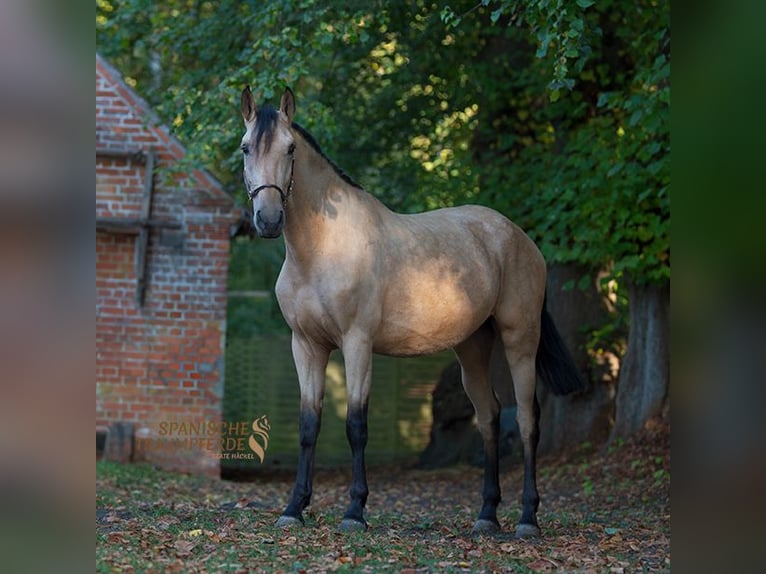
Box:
<box><xmin>247</xmin><ymin>156</ymin><xmax>295</xmax><ymax>207</ymax></box>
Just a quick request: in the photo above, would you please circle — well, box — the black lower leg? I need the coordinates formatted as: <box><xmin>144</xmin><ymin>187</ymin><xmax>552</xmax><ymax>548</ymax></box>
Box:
<box><xmin>343</xmin><ymin>404</ymin><xmax>369</xmax><ymax>524</ymax></box>
<box><xmin>283</xmin><ymin>409</ymin><xmax>321</xmax><ymax>520</ymax></box>
<box><xmin>519</xmin><ymin>398</ymin><xmax>540</xmax><ymax>528</ymax></box>
<box><xmin>478</xmin><ymin>415</ymin><xmax>501</xmax><ymax>524</ymax></box>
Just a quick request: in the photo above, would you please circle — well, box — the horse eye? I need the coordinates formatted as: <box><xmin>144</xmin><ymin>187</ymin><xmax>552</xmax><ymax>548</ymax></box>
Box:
<box><xmin>288</xmin><ymin>143</ymin><xmax>296</xmax><ymax>156</ymax></box>
<box><xmin>241</xmin><ymin>144</ymin><xmax>249</xmax><ymax>155</ymax></box>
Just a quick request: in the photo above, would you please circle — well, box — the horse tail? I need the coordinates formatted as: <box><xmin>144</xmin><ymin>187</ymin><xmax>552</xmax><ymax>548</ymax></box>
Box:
<box><xmin>535</xmin><ymin>295</ymin><xmax>586</xmax><ymax>396</ymax></box>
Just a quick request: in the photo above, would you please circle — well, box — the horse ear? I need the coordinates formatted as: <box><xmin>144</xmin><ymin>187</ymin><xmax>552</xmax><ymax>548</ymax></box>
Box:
<box><xmin>241</xmin><ymin>86</ymin><xmax>257</xmax><ymax>124</ymax></box>
<box><xmin>280</xmin><ymin>87</ymin><xmax>295</xmax><ymax>123</ymax></box>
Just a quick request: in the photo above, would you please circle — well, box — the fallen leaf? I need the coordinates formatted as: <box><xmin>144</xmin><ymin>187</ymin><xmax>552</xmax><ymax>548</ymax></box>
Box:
<box><xmin>527</xmin><ymin>558</ymin><xmax>558</xmax><ymax>571</ymax></box>
<box><xmin>106</xmin><ymin>532</ymin><xmax>126</xmax><ymax>543</ymax></box>
<box><xmin>174</xmin><ymin>539</ymin><xmax>196</xmax><ymax>557</ymax></box>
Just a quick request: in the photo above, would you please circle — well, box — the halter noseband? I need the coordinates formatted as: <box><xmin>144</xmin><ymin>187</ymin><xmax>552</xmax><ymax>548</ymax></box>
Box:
<box><xmin>247</xmin><ymin>155</ymin><xmax>295</xmax><ymax>207</ymax></box>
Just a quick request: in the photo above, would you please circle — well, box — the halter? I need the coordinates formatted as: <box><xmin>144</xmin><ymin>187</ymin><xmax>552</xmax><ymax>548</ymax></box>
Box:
<box><xmin>247</xmin><ymin>155</ymin><xmax>295</xmax><ymax>207</ymax></box>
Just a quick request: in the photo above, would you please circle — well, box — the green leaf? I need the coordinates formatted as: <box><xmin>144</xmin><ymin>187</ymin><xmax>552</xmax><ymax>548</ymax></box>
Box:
<box><xmin>607</xmin><ymin>162</ymin><xmax>624</xmax><ymax>177</ymax></box>
<box><xmin>596</xmin><ymin>92</ymin><xmax>611</xmax><ymax>107</ymax></box>
<box><xmin>628</xmin><ymin>109</ymin><xmax>644</xmax><ymax>127</ymax></box>
<box><xmin>536</xmin><ymin>32</ymin><xmax>552</xmax><ymax>57</ymax></box>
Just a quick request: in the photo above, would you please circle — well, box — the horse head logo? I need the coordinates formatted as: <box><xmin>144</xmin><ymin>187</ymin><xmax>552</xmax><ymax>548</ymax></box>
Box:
<box><xmin>248</xmin><ymin>415</ymin><xmax>271</xmax><ymax>463</ymax></box>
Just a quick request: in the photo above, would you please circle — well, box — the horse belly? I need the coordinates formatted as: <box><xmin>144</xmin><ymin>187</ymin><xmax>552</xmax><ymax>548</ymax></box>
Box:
<box><xmin>374</xmin><ymin>281</ymin><xmax>491</xmax><ymax>356</ymax></box>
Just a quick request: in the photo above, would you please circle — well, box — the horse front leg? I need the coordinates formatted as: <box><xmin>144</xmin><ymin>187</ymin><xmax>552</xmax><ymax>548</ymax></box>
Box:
<box><xmin>339</xmin><ymin>335</ymin><xmax>373</xmax><ymax>532</ymax></box>
<box><xmin>276</xmin><ymin>334</ymin><xmax>329</xmax><ymax>528</ymax></box>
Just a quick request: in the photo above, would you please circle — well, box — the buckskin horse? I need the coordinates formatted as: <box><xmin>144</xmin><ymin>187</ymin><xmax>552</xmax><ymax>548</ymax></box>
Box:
<box><xmin>239</xmin><ymin>86</ymin><xmax>583</xmax><ymax>537</ymax></box>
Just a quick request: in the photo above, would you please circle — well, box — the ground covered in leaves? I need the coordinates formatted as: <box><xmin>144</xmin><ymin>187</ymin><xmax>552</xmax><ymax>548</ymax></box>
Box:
<box><xmin>97</xmin><ymin>421</ymin><xmax>669</xmax><ymax>573</ymax></box>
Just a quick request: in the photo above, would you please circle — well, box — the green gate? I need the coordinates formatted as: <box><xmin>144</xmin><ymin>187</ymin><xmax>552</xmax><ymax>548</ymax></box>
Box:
<box><xmin>223</xmin><ymin>335</ymin><xmax>452</xmax><ymax>472</ymax></box>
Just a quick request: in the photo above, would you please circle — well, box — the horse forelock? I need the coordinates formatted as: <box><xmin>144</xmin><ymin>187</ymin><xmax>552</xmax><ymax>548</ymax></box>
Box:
<box><xmin>252</xmin><ymin>104</ymin><xmax>280</xmax><ymax>154</ymax></box>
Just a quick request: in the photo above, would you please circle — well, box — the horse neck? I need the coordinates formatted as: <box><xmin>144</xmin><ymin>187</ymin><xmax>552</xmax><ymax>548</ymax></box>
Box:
<box><xmin>282</xmin><ymin>136</ymin><xmax>368</xmax><ymax>264</ymax></box>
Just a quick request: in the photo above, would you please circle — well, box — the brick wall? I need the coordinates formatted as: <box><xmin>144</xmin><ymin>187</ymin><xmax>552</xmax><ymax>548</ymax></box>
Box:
<box><xmin>96</xmin><ymin>55</ymin><xmax>239</xmax><ymax>475</ymax></box>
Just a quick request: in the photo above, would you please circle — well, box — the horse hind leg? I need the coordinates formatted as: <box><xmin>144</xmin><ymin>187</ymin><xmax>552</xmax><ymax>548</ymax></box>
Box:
<box><xmin>498</xmin><ymin>318</ymin><xmax>542</xmax><ymax>538</ymax></box>
<box><xmin>453</xmin><ymin>320</ymin><xmax>502</xmax><ymax>534</ymax></box>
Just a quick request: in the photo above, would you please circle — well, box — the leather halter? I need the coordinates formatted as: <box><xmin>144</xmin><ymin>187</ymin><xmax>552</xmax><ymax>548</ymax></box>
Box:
<box><xmin>247</xmin><ymin>155</ymin><xmax>295</xmax><ymax>207</ymax></box>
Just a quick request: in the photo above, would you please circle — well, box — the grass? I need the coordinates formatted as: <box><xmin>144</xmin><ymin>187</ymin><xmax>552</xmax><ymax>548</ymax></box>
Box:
<box><xmin>97</xmin><ymin>420</ymin><xmax>670</xmax><ymax>573</ymax></box>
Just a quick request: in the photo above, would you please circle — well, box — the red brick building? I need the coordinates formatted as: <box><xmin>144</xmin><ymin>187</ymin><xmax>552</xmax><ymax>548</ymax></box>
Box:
<box><xmin>96</xmin><ymin>54</ymin><xmax>240</xmax><ymax>475</ymax></box>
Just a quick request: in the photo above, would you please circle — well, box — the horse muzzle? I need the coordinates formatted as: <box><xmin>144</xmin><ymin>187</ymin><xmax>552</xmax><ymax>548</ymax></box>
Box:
<box><xmin>254</xmin><ymin>208</ymin><xmax>284</xmax><ymax>238</ymax></box>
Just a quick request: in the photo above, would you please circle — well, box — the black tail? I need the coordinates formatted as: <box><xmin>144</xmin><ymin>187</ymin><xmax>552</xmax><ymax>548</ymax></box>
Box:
<box><xmin>536</xmin><ymin>297</ymin><xmax>586</xmax><ymax>396</ymax></box>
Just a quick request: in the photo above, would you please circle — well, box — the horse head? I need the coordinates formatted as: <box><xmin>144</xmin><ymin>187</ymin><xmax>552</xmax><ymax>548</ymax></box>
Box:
<box><xmin>240</xmin><ymin>86</ymin><xmax>296</xmax><ymax>238</ymax></box>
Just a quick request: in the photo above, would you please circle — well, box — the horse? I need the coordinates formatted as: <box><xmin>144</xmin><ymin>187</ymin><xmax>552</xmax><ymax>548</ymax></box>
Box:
<box><xmin>239</xmin><ymin>86</ymin><xmax>584</xmax><ymax>537</ymax></box>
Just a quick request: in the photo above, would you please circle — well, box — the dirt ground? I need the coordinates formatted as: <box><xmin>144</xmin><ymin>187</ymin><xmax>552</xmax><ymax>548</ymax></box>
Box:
<box><xmin>97</xmin><ymin>419</ymin><xmax>670</xmax><ymax>572</ymax></box>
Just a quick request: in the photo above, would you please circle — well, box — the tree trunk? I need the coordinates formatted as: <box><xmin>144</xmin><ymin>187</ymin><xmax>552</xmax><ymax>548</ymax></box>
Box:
<box><xmin>610</xmin><ymin>279</ymin><xmax>670</xmax><ymax>440</ymax></box>
<box><xmin>537</xmin><ymin>264</ymin><xmax>615</xmax><ymax>453</ymax></box>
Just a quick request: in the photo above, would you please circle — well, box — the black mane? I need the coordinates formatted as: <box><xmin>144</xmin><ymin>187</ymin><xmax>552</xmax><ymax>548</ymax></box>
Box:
<box><xmin>253</xmin><ymin>103</ymin><xmax>362</xmax><ymax>190</ymax></box>
<box><xmin>291</xmin><ymin>123</ymin><xmax>363</xmax><ymax>190</ymax></box>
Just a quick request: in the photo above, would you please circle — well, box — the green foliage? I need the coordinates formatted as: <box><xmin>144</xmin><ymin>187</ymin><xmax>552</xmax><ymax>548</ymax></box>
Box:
<box><xmin>97</xmin><ymin>0</ymin><xmax>372</xmax><ymax>193</ymax></box>
<box><xmin>226</xmin><ymin>237</ymin><xmax>289</xmax><ymax>336</ymax></box>
<box><xmin>467</xmin><ymin>0</ymin><xmax>670</xmax><ymax>286</ymax></box>
<box><xmin>97</xmin><ymin>0</ymin><xmax>669</xmax><ymax>347</ymax></box>
<box><xmin>441</xmin><ymin>0</ymin><xmax>597</xmax><ymax>101</ymax></box>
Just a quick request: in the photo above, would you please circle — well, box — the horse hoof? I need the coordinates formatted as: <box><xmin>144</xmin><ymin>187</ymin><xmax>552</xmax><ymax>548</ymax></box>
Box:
<box><xmin>515</xmin><ymin>523</ymin><xmax>541</xmax><ymax>538</ymax></box>
<box><xmin>337</xmin><ymin>518</ymin><xmax>368</xmax><ymax>532</ymax></box>
<box><xmin>275</xmin><ymin>515</ymin><xmax>303</xmax><ymax>528</ymax></box>
<box><xmin>472</xmin><ymin>519</ymin><xmax>501</xmax><ymax>534</ymax></box>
